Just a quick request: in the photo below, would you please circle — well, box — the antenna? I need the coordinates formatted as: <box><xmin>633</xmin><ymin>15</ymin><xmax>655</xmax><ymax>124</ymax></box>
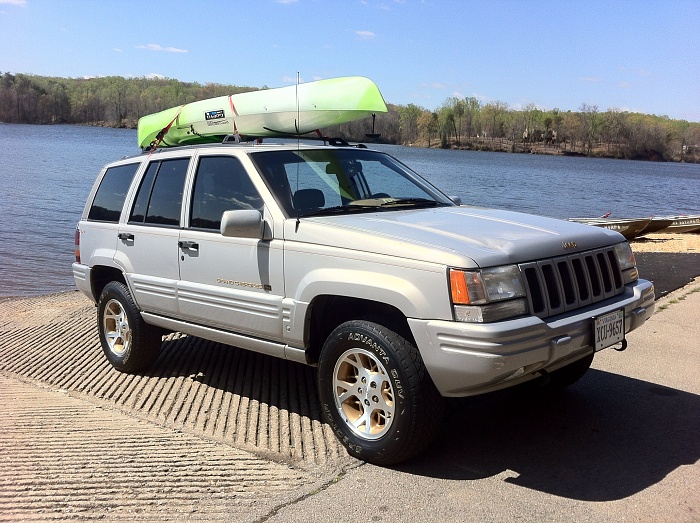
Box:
<box><xmin>295</xmin><ymin>72</ymin><xmax>301</xmax><ymax>231</ymax></box>
<box><xmin>296</xmin><ymin>72</ymin><xmax>300</xmax><ymax>135</ymax></box>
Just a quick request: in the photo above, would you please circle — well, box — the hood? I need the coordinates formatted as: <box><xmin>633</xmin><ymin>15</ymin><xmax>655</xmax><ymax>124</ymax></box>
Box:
<box><xmin>286</xmin><ymin>206</ymin><xmax>624</xmax><ymax>268</ymax></box>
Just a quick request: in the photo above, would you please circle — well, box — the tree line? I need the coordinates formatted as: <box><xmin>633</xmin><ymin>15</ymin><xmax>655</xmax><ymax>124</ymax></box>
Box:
<box><xmin>2</xmin><ymin>72</ymin><xmax>698</xmax><ymax>162</ymax></box>
<box><xmin>0</xmin><ymin>72</ymin><xmax>256</xmax><ymax>127</ymax></box>
<box><xmin>331</xmin><ymin>98</ymin><xmax>700</xmax><ymax>163</ymax></box>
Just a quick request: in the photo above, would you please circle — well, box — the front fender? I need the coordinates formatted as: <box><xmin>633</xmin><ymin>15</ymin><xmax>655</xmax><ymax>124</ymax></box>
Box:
<box><xmin>285</xmin><ymin>265</ymin><xmax>452</xmax><ymax>348</ymax></box>
<box><xmin>296</xmin><ymin>268</ymin><xmax>438</xmax><ymax>318</ymax></box>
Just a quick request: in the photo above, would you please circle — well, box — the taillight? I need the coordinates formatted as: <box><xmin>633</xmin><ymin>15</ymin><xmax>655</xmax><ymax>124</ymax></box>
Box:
<box><xmin>74</xmin><ymin>228</ymin><xmax>81</xmax><ymax>263</ymax></box>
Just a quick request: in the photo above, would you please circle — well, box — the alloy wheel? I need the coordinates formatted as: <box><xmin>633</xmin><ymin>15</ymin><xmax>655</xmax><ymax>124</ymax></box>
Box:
<box><xmin>332</xmin><ymin>348</ymin><xmax>395</xmax><ymax>440</ymax></box>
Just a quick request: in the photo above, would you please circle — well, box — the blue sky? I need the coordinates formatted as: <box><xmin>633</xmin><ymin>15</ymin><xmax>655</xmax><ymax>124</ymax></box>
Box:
<box><xmin>1</xmin><ymin>0</ymin><xmax>699</xmax><ymax>121</ymax></box>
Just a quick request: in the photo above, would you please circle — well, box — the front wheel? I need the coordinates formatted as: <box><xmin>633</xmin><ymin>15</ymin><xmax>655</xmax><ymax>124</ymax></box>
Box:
<box><xmin>97</xmin><ymin>281</ymin><xmax>162</xmax><ymax>373</ymax></box>
<box><xmin>318</xmin><ymin>320</ymin><xmax>444</xmax><ymax>465</ymax></box>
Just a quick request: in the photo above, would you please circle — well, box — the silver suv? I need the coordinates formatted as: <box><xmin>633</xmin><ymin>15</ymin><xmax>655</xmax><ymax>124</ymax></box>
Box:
<box><xmin>73</xmin><ymin>141</ymin><xmax>655</xmax><ymax>465</ymax></box>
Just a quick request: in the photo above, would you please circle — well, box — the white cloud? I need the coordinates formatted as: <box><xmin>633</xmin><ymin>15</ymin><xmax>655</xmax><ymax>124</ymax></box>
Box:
<box><xmin>136</xmin><ymin>43</ymin><xmax>188</xmax><ymax>53</ymax></box>
<box><xmin>282</xmin><ymin>75</ymin><xmax>304</xmax><ymax>84</ymax></box>
<box><xmin>579</xmin><ymin>76</ymin><xmax>602</xmax><ymax>83</ymax></box>
<box><xmin>276</xmin><ymin>0</ymin><xmax>298</xmax><ymax>4</ymax></box>
<box><xmin>113</xmin><ymin>48</ymin><xmax>123</xmax><ymax>53</ymax></box>
<box><xmin>146</xmin><ymin>73</ymin><xmax>167</xmax><ymax>80</ymax></box>
<box><xmin>355</xmin><ymin>30</ymin><xmax>376</xmax><ymax>40</ymax></box>
<box><xmin>0</xmin><ymin>0</ymin><xmax>28</xmax><ymax>6</ymax></box>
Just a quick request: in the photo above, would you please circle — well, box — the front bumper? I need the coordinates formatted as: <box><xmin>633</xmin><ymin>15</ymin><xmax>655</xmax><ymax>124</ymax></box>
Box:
<box><xmin>409</xmin><ymin>279</ymin><xmax>655</xmax><ymax>397</ymax></box>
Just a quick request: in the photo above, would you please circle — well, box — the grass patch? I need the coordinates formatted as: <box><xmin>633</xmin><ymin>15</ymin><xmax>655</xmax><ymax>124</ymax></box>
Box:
<box><xmin>655</xmin><ymin>285</ymin><xmax>700</xmax><ymax>313</ymax></box>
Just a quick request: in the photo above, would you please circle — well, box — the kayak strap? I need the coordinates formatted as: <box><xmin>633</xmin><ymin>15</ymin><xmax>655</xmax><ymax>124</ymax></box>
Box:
<box><xmin>148</xmin><ymin>104</ymin><xmax>186</xmax><ymax>154</ymax></box>
<box><xmin>228</xmin><ymin>96</ymin><xmax>239</xmax><ymax>140</ymax></box>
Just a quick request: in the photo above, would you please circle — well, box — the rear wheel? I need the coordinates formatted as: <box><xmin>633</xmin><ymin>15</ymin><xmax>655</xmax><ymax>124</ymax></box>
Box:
<box><xmin>318</xmin><ymin>320</ymin><xmax>444</xmax><ymax>465</ymax></box>
<box><xmin>97</xmin><ymin>281</ymin><xmax>162</xmax><ymax>373</ymax></box>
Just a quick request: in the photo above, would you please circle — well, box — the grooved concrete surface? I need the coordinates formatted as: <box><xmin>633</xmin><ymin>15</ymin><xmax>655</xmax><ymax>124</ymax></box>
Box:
<box><xmin>0</xmin><ymin>292</ymin><xmax>355</xmax><ymax>522</ymax></box>
<box><xmin>3</xmin><ymin>282</ymin><xmax>699</xmax><ymax>523</ymax></box>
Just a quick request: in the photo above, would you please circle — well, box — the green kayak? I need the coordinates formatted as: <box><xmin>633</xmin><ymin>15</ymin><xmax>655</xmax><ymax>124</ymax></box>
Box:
<box><xmin>137</xmin><ymin>76</ymin><xmax>388</xmax><ymax>149</ymax></box>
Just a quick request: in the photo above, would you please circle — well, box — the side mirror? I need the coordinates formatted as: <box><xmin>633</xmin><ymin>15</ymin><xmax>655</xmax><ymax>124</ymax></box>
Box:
<box><xmin>450</xmin><ymin>196</ymin><xmax>463</xmax><ymax>205</ymax></box>
<box><xmin>220</xmin><ymin>210</ymin><xmax>268</xmax><ymax>239</ymax></box>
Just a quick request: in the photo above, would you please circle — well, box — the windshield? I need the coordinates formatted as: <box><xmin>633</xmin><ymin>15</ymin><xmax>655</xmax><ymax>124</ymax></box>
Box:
<box><xmin>250</xmin><ymin>148</ymin><xmax>454</xmax><ymax>217</ymax></box>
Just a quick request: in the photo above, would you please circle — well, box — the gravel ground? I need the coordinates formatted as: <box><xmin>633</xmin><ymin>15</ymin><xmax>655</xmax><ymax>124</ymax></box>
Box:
<box><xmin>630</xmin><ymin>232</ymin><xmax>700</xmax><ymax>253</ymax></box>
<box><xmin>630</xmin><ymin>233</ymin><xmax>700</xmax><ymax>299</ymax></box>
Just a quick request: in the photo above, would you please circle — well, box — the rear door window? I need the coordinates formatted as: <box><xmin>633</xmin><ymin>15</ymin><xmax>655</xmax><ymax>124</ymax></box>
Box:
<box><xmin>129</xmin><ymin>158</ymin><xmax>189</xmax><ymax>226</ymax></box>
<box><xmin>87</xmin><ymin>163</ymin><xmax>140</xmax><ymax>222</ymax></box>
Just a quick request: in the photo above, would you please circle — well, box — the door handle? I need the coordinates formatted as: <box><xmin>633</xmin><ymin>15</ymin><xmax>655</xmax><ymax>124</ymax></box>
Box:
<box><xmin>178</xmin><ymin>240</ymin><xmax>199</xmax><ymax>251</ymax></box>
<box><xmin>118</xmin><ymin>232</ymin><xmax>134</xmax><ymax>241</ymax></box>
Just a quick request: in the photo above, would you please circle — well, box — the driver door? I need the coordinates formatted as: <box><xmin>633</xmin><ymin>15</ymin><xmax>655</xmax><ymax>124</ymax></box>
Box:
<box><xmin>176</xmin><ymin>154</ymin><xmax>285</xmax><ymax>341</ymax></box>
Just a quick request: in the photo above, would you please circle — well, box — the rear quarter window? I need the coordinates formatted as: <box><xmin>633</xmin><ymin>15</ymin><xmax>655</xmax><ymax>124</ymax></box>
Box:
<box><xmin>87</xmin><ymin>163</ymin><xmax>140</xmax><ymax>222</ymax></box>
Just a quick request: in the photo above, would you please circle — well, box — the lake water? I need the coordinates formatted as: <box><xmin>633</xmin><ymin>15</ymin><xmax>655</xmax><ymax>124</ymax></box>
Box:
<box><xmin>1</xmin><ymin>123</ymin><xmax>699</xmax><ymax>298</ymax></box>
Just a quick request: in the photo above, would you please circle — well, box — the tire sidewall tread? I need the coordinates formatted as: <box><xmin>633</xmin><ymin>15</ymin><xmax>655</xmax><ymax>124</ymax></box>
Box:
<box><xmin>318</xmin><ymin>319</ymin><xmax>444</xmax><ymax>465</ymax></box>
<box><xmin>97</xmin><ymin>281</ymin><xmax>161</xmax><ymax>373</ymax></box>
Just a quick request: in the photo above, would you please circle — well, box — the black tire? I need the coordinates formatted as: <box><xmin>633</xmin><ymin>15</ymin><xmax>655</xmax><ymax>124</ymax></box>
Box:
<box><xmin>97</xmin><ymin>281</ymin><xmax>162</xmax><ymax>373</ymax></box>
<box><xmin>545</xmin><ymin>353</ymin><xmax>594</xmax><ymax>391</ymax></box>
<box><xmin>318</xmin><ymin>320</ymin><xmax>445</xmax><ymax>465</ymax></box>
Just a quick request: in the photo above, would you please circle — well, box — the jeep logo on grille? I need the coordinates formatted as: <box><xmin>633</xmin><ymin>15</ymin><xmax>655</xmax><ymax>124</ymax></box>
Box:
<box><xmin>562</xmin><ymin>241</ymin><xmax>577</xmax><ymax>249</ymax></box>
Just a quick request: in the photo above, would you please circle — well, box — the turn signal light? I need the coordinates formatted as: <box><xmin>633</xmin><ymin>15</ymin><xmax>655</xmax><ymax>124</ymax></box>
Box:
<box><xmin>450</xmin><ymin>270</ymin><xmax>470</xmax><ymax>304</ymax></box>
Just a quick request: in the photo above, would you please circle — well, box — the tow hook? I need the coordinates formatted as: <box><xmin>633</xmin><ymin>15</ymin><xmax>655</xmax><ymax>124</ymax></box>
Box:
<box><xmin>613</xmin><ymin>339</ymin><xmax>628</xmax><ymax>352</ymax></box>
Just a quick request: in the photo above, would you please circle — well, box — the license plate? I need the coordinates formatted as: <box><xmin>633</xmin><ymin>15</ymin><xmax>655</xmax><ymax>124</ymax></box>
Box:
<box><xmin>593</xmin><ymin>309</ymin><xmax>625</xmax><ymax>351</ymax></box>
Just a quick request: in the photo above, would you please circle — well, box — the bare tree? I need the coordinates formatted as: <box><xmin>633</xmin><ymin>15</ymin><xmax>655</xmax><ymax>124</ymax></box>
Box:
<box><xmin>579</xmin><ymin>103</ymin><xmax>600</xmax><ymax>154</ymax></box>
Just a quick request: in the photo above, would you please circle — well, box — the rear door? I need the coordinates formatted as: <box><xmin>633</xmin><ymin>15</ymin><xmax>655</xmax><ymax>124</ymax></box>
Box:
<box><xmin>115</xmin><ymin>157</ymin><xmax>190</xmax><ymax>315</ymax></box>
<box><xmin>177</xmin><ymin>154</ymin><xmax>286</xmax><ymax>341</ymax></box>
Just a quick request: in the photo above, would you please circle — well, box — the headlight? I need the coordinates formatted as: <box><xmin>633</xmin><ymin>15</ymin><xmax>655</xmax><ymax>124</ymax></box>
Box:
<box><xmin>613</xmin><ymin>242</ymin><xmax>636</xmax><ymax>270</ymax></box>
<box><xmin>613</xmin><ymin>242</ymin><xmax>638</xmax><ymax>284</ymax></box>
<box><xmin>449</xmin><ymin>266</ymin><xmax>528</xmax><ymax>322</ymax></box>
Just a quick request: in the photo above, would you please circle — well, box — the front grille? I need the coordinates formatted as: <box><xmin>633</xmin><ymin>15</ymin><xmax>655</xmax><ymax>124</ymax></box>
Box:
<box><xmin>520</xmin><ymin>247</ymin><xmax>624</xmax><ymax>318</ymax></box>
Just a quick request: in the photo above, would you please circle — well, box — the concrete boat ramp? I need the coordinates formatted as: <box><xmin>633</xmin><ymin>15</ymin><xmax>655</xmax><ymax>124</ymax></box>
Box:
<box><xmin>0</xmin><ymin>292</ymin><xmax>356</xmax><ymax>522</ymax></box>
<box><xmin>1</xmin><ymin>285</ymin><xmax>699</xmax><ymax>522</ymax></box>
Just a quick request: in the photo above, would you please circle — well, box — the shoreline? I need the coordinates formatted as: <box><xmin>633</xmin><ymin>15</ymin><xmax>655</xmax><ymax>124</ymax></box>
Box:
<box><xmin>406</xmin><ymin>139</ymin><xmax>700</xmax><ymax>163</ymax></box>
<box><xmin>4</xmin><ymin>122</ymin><xmax>698</xmax><ymax>164</ymax></box>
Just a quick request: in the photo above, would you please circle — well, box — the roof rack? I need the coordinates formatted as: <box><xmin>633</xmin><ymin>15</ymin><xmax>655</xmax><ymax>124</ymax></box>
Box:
<box><xmin>141</xmin><ymin>134</ymin><xmax>369</xmax><ymax>153</ymax></box>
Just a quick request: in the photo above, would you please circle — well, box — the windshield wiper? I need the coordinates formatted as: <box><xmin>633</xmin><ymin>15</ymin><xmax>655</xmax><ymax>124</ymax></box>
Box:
<box><xmin>297</xmin><ymin>204</ymin><xmax>378</xmax><ymax>217</ymax></box>
<box><xmin>376</xmin><ymin>198</ymin><xmax>442</xmax><ymax>208</ymax></box>
<box><xmin>297</xmin><ymin>198</ymin><xmax>445</xmax><ymax>218</ymax></box>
